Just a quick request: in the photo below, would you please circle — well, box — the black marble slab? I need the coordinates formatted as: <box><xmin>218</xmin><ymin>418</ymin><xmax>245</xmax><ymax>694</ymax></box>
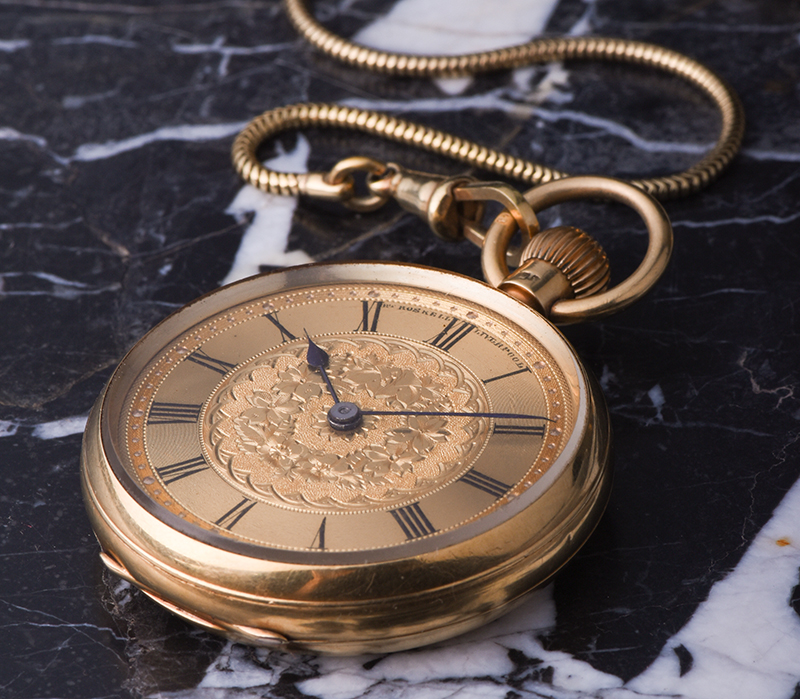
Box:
<box><xmin>2</xmin><ymin>1</ymin><xmax>800</xmax><ymax>698</ymax></box>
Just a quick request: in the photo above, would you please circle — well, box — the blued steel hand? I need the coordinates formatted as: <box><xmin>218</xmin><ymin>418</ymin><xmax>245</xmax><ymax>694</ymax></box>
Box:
<box><xmin>305</xmin><ymin>332</ymin><xmax>363</xmax><ymax>431</ymax></box>
<box><xmin>360</xmin><ymin>409</ymin><xmax>552</xmax><ymax>421</ymax></box>
<box><xmin>305</xmin><ymin>331</ymin><xmax>340</xmax><ymax>404</ymax></box>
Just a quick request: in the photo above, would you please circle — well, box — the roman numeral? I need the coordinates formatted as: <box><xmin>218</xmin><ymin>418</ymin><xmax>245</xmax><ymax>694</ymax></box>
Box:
<box><xmin>156</xmin><ymin>456</ymin><xmax>208</xmax><ymax>484</ymax></box>
<box><xmin>148</xmin><ymin>402</ymin><xmax>202</xmax><ymax>425</ymax></box>
<box><xmin>214</xmin><ymin>498</ymin><xmax>256</xmax><ymax>530</ymax></box>
<box><xmin>186</xmin><ymin>349</ymin><xmax>236</xmax><ymax>376</ymax></box>
<box><xmin>310</xmin><ymin>517</ymin><xmax>326</xmax><ymax>550</ymax></box>
<box><xmin>493</xmin><ymin>423</ymin><xmax>546</xmax><ymax>437</ymax></box>
<box><xmin>460</xmin><ymin>469</ymin><xmax>511</xmax><ymax>498</ymax></box>
<box><xmin>355</xmin><ymin>300</ymin><xmax>383</xmax><ymax>332</ymax></box>
<box><xmin>428</xmin><ymin>319</ymin><xmax>474</xmax><ymax>351</ymax></box>
<box><xmin>390</xmin><ymin>502</ymin><xmax>436</xmax><ymax>540</ymax></box>
<box><xmin>483</xmin><ymin>367</ymin><xmax>531</xmax><ymax>384</ymax></box>
<box><xmin>264</xmin><ymin>312</ymin><xmax>297</xmax><ymax>342</ymax></box>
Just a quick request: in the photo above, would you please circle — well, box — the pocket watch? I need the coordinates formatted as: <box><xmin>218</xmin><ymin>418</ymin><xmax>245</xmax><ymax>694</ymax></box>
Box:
<box><xmin>85</xmin><ymin>258</ymin><xmax>614</xmax><ymax>656</ymax></box>
<box><xmin>81</xmin><ymin>0</ymin><xmax>743</xmax><ymax>655</ymax></box>
<box><xmin>81</xmin><ymin>176</ymin><xmax>671</xmax><ymax>654</ymax></box>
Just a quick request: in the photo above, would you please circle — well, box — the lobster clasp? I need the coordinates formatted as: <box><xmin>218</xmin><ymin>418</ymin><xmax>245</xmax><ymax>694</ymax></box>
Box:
<box><xmin>368</xmin><ymin>164</ymin><xmax>543</xmax><ymax>251</ymax></box>
<box><xmin>368</xmin><ymin>164</ymin><xmax>483</xmax><ymax>242</ymax></box>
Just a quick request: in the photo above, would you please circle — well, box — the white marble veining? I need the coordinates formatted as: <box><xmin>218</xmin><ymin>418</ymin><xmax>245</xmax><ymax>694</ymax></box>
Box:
<box><xmin>0</xmin><ymin>420</ymin><xmax>19</xmax><ymax>437</ymax></box>
<box><xmin>221</xmin><ymin>136</ymin><xmax>314</xmax><ymax>285</ymax></box>
<box><xmin>0</xmin><ymin>271</ymin><xmax>120</xmax><ymax>298</ymax></box>
<box><xmin>353</xmin><ymin>0</ymin><xmax>559</xmax><ymax>56</ymax></box>
<box><xmin>746</xmin><ymin>148</ymin><xmax>800</xmax><ymax>162</ymax></box>
<box><xmin>298</xmin><ymin>624</ymin><xmax>626</xmax><ymax>699</ymax></box>
<box><xmin>62</xmin><ymin>89</ymin><xmax>122</xmax><ymax>110</ymax></box>
<box><xmin>172</xmin><ymin>36</ymin><xmax>295</xmax><ymax>77</ymax></box>
<box><xmin>0</xmin><ymin>126</ymin><xmax>49</xmax><ymax>150</ymax></box>
<box><xmin>72</xmin><ymin>122</ymin><xmax>249</xmax><ymax>163</ymax></box>
<box><xmin>53</xmin><ymin>35</ymin><xmax>139</xmax><ymax>49</ymax></box>
<box><xmin>5</xmin><ymin>120</ymin><xmax>249</xmax><ymax>169</ymax></box>
<box><xmin>615</xmin><ymin>477</ymin><xmax>800</xmax><ymax>699</ymax></box>
<box><xmin>31</xmin><ymin>416</ymin><xmax>89</xmax><ymax>440</ymax></box>
<box><xmin>169</xmin><ymin>476</ymin><xmax>800</xmax><ymax>698</ymax></box>
<box><xmin>0</xmin><ymin>416</ymin><xmax>89</xmax><ymax>440</ymax></box>
<box><xmin>738</xmin><ymin>351</ymin><xmax>795</xmax><ymax>408</ymax></box>
<box><xmin>352</xmin><ymin>0</ymin><xmax>562</xmax><ymax>94</ymax></box>
<box><xmin>171</xmin><ymin>587</ymin><xmax>562</xmax><ymax>698</ymax></box>
<box><xmin>0</xmin><ymin>39</ymin><xmax>30</xmax><ymax>52</ymax></box>
<box><xmin>674</xmin><ymin>211</ymin><xmax>800</xmax><ymax>229</ymax></box>
<box><xmin>341</xmin><ymin>93</ymin><xmax>710</xmax><ymax>153</ymax></box>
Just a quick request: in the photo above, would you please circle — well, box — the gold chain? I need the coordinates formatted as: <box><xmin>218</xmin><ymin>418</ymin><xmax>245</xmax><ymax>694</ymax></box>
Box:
<box><xmin>233</xmin><ymin>0</ymin><xmax>744</xmax><ymax>202</ymax></box>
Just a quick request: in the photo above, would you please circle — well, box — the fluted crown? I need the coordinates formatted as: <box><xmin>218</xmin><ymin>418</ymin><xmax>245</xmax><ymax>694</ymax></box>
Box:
<box><xmin>519</xmin><ymin>226</ymin><xmax>610</xmax><ymax>299</ymax></box>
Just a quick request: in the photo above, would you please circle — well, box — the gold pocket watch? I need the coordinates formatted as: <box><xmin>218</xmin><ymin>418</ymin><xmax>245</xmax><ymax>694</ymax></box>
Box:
<box><xmin>80</xmin><ymin>0</ymin><xmax>743</xmax><ymax>655</ymax></box>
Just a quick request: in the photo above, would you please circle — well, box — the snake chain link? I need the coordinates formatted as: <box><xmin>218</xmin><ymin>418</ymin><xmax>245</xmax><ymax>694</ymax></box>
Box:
<box><xmin>232</xmin><ymin>0</ymin><xmax>744</xmax><ymax>202</ymax></box>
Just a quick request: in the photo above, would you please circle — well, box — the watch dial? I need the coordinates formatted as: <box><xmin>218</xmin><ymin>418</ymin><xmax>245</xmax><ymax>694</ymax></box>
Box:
<box><xmin>111</xmin><ymin>269</ymin><xmax>578</xmax><ymax>559</ymax></box>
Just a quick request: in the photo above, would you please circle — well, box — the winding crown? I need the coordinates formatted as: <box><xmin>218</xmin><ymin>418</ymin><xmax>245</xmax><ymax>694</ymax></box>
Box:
<box><xmin>520</xmin><ymin>226</ymin><xmax>610</xmax><ymax>298</ymax></box>
<box><xmin>499</xmin><ymin>226</ymin><xmax>610</xmax><ymax>319</ymax></box>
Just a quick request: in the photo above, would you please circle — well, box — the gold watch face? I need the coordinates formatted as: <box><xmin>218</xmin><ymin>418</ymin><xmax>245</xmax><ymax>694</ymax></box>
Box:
<box><xmin>102</xmin><ymin>263</ymin><xmax>582</xmax><ymax>563</ymax></box>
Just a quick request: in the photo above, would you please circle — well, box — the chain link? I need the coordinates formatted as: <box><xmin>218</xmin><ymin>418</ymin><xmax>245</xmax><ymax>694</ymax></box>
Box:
<box><xmin>232</xmin><ymin>0</ymin><xmax>744</xmax><ymax>202</ymax></box>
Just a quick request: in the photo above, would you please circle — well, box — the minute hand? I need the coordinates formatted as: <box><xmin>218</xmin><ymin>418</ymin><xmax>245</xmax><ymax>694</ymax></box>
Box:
<box><xmin>359</xmin><ymin>409</ymin><xmax>553</xmax><ymax>421</ymax></box>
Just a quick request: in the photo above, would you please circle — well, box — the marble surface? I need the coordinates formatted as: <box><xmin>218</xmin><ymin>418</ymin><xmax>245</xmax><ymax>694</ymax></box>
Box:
<box><xmin>2</xmin><ymin>1</ymin><xmax>800</xmax><ymax>698</ymax></box>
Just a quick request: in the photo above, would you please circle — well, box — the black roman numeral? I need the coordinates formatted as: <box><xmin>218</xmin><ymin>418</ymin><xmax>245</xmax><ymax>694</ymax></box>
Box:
<box><xmin>214</xmin><ymin>498</ymin><xmax>256</xmax><ymax>530</ymax></box>
<box><xmin>148</xmin><ymin>402</ymin><xmax>202</xmax><ymax>425</ymax></box>
<box><xmin>355</xmin><ymin>300</ymin><xmax>383</xmax><ymax>332</ymax></box>
<box><xmin>428</xmin><ymin>319</ymin><xmax>474</xmax><ymax>351</ymax></box>
<box><xmin>460</xmin><ymin>469</ymin><xmax>511</xmax><ymax>498</ymax></box>
<box><xmin>493</xmin><ymin>423</ymin><xmax>546</xmax><ymax>437</ymax></box>
<box><xmin>310</xmin><ymin>517</ymin><xmax>326</xmax><ymax>550</ymax></box>
<box><xmin>483</xmin><ymin>367</ymin><xmax>531</xmax><ymax>384</ymax></box>
<box><xmin>264</xmin><ymin>312</ymin><xmax>297</xmax><ymax>342</ymax></box>
<box><xmin>156</xmin><ymin>456</ymin><xmax>208</xmax><ymax>485</ymax></box>
<box><xmin>186</xmin><ymin>349</ymin><xmax>236</xmax><ymax>376</ymax></box>
<box><xmin>390</xmin><ymin>502</ymin><xmax>436</xmax><ymax>540</ymax></box>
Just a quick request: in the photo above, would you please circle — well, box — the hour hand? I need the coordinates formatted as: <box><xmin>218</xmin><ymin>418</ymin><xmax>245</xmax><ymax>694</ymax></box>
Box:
<box><xmin>305</xmin><ymin>331</ymin><xmax>340</xmax><ymax>403</ymax></box>
<box><xmin>305</xmin><ymin>331</ymin><xmax>330</xmax><ymax>371</ymax></box>
<box><xmin>304</xmin><ymin>332</ymin><xmax>365</xmax><ymax>432</ymax></box>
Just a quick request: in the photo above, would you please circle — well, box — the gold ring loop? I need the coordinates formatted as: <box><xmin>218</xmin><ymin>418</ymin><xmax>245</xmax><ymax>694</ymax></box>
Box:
<box><xmin>481</xmin><ymin>176</ymin><xmax>673</xmax><ymax>324</ymax></box>
<box><xmin>326</xmin><ymin>156</ymin><xmax>390</xmax><ymax>212</ymax></box>
<box><xmin>453</xmin><ymin>182</ymin><xmax>541</xmax><ymax>243</ymax></box>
